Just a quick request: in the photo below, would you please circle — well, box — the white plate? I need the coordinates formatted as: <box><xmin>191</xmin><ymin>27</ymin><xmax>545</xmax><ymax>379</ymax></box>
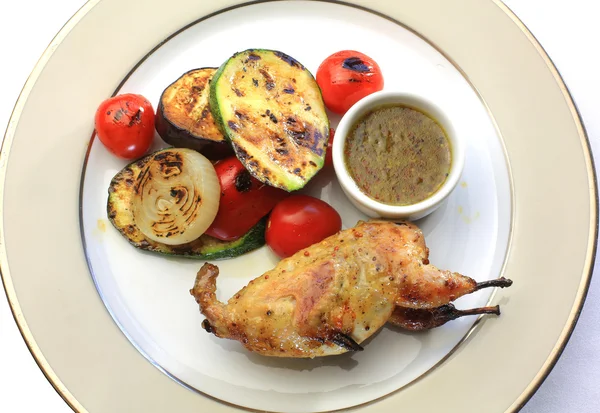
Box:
<box><xmin>81</xmin><ymin>2</ymin><xmax>510</xmax><ymax>411</ymax></box>
<box><xmin>2</xmin><ymin>0</ymin><xmax>595</xmax><ymax>412</ymax></box>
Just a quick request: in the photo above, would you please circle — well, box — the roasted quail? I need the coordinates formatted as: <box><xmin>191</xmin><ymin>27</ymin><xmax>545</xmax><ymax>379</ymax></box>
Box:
<box><xmin>190</xmin><ymin>220</ymin><xmax>511</xmax><ymax>358</ymax></box>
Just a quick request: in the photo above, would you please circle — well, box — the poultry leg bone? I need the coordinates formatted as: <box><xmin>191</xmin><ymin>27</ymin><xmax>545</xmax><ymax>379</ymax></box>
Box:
<box><xmin>388</xmin><ymin>304</ymin><xmax>503</xmax><ymax>331</ymax></box>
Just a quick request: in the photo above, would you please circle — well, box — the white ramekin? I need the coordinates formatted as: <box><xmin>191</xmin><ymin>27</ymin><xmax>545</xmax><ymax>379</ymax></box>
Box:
<box><xmin>332</xmin><ymin>91</ymin><xmax>465</xmax><ymax>221</ymax></box>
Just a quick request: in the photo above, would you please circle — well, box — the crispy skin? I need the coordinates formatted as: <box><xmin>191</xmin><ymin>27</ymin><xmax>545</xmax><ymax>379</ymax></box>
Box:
<box><xmin>190</xmin><ymin>221</ymin><xmax>487</xmax><ymax>358</ymax></box>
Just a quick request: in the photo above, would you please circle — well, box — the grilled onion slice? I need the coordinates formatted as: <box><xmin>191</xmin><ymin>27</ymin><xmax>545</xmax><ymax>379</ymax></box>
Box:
<box><xmin>132</xmin><ymin>148</ymin><xmax>220</xmax><ymax>245</ymax></box>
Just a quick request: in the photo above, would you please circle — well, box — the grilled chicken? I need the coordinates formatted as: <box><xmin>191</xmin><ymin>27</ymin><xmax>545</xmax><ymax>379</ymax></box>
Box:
<box><xmin>190</xmin><ymin>220</ymin><xmax>511</xmax><ymax>358</ymax></box>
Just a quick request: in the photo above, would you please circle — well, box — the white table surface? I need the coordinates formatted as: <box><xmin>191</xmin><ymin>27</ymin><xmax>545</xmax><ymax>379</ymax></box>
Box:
<box><xmin>1</xmin><ymin>1</ymin><xmax>598</xmax><ymax>412</ymax></box>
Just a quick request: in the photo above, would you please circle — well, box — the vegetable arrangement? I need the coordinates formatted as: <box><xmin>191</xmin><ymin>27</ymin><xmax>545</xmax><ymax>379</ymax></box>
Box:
<box><xmin>98</xmin><ymin>49</ymin><xmax>383</xmax><ymax>260</ymax></box>
<box><xmin>107</xmin><ymin>149</ymin><xmax>266</xmax><ymax>260</ymax></box>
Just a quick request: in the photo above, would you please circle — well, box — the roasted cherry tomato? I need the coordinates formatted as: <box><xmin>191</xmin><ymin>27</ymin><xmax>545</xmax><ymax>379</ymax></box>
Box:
<box><xmin>95</xmin><ymin>93</ymin><xmax>155</xmax><ymax>159</ymax></box>
<box><xmin>205</xmin><ymin>156</ymin><xmax>289</xmax><ymax>241</ymax></box>
<box><xmin>324</xmin><ymin>128</ymin><xmax>335</xmax><ymax>167</ymax></box>
<box><xmin>266</xmin><ymin>195</ymin><xmax>342</xmax><ymax>258</ymax></box>
<box><xmin>316</xmin><ymin>50</ymin><xmax>384</xmax><ymax>114</ymax></box>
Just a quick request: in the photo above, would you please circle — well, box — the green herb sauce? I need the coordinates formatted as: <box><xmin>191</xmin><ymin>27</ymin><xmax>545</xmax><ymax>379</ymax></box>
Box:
<box><xmin>344</xmin><ymin>105</ymin><xmax>451</xmax><ymax>206</ymax></box>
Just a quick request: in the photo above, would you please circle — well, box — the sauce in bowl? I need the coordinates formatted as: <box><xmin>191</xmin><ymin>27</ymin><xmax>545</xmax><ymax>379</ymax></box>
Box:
<box><xmin>344</xmin><ymin>105</ymin><xmax>452</xmax><ymax>206</ymax></box>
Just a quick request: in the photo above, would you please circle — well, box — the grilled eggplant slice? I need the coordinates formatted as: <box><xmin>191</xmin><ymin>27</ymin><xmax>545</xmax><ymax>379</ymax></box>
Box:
<box><xmin>107</xmin><ymin>150</ymin><xmax>266</xmax><ymax>260</ymax></box>
<box><xmin>156</xmin><ymin>68</ymin><xmax>232</xmax><ymax>159</ymax></box>
<box><xmin>210</xmin><ymin>49</ymin><xmax>329</xmax><ymax>191</ymax></box>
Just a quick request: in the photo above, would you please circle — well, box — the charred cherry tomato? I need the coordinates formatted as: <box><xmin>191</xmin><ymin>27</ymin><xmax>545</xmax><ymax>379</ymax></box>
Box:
<box><xmin>266</xmin><ymin>195</ymin><xmax>342</xmax><ymax>258</ymax></box>
<box><xmin>95</xmin><ymin>93</ymin><xmax>155</xmax><ymax>159</ymax></box>
<box><xmin>316</xmin><ymin>50</ymin><xmax>384</xmax><ymax>114</ymax></box>
<box><xmin>205</xmin><ymin>156</ymin><xmax>289</xmax><ymax>241</ymax></box>
<box><xmin>324</xmin><ymin>128</ymin><xmax>335</xmax><ymax>167</ymax></box>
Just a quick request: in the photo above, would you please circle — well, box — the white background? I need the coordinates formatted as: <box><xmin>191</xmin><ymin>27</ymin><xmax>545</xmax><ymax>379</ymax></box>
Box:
<box><xmin>0</xmin><ymin>1</ymin><xmax>598</xmax><ymax>412</ymax></box>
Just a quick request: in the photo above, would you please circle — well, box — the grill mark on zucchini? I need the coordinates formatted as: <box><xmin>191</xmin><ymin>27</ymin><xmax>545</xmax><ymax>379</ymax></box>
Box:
<box><xmin>107</xmin><ymin>151</ymin><xmax>266</xmax><ymax>260</ymax></box>
<box><xmin>209</xmin><ymin>49</ymin><xmax>329</xmax><ymax>191</ymax></box>
<box><xmin>259</xmin><ymin>68</ymin><xmax>275</xmax><ymax>91</ymax></box>
<box><xmin>227</xmin><ymin>121</ymin><xmax>239</xmax><ymax>131</ymax></box>
<box><xmin>273</xmin><ymin>51</ymin><xmax>304</xmax><ymax>69</ymax></box>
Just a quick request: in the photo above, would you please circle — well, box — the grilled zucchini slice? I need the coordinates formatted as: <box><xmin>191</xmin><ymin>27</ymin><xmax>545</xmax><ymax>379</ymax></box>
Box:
<box><xmin>107</xmin><ymin>151</ymin><xmax>266</xmax><ymax>260</ymax></box>
<box><xmin>210</xmin><ymin>49</ymin><xmax>329</xmax><ymax>191</ymax></box>
<box><xmin>155</xmin><ymin>68</ymin><xmax>232</xmax><ymax>159</ymax></box>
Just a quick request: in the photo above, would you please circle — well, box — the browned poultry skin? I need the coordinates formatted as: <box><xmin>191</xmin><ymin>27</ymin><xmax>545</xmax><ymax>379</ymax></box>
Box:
<box><xmin>190</xmin><ymin>220</ymin><xmax>510</xmax><ymax>358</ymax></box>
